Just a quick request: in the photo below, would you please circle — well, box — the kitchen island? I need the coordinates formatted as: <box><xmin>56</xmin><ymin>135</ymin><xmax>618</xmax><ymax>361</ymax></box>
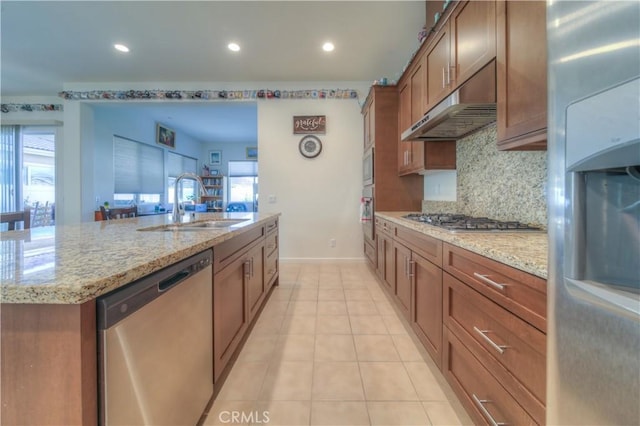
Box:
<box><xmin>0</xmin><ymin>212</ymin><xmax>280</xmax><ymax>425</ymax></box>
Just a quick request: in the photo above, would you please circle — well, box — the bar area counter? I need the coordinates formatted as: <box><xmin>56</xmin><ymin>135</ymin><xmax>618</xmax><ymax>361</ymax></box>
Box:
<box><xmin>1</xmin><ymin>212</ymin><xmax>278</xmax><ymax>304</ymax></box>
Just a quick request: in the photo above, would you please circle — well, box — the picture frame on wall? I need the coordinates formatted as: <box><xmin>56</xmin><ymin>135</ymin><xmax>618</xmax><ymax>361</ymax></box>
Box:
<box><xmin>209</xmin><ymin>150</ymin><xmax>222</xmax><ymax>166</ymax></box>
<box><xmin>246</xmin><ymin>147</ymin><xmax>258</xmax><ymax>160</ymax></box>
<box><xmin>156</xmin><ymin>123</ymin><xmax>176</xmax><ymax>148</ymax></box>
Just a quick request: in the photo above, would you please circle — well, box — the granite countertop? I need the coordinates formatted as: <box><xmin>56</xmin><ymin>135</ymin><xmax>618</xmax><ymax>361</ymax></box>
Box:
<box><xmin>0</xmin><ymin>212</ymin><xmax>280</xmax><ymax>304</ymax></box>
<box><xmin>377</xmin><ymin>212</ymin><xmax>548</xmax><ymax>280</ymax></box>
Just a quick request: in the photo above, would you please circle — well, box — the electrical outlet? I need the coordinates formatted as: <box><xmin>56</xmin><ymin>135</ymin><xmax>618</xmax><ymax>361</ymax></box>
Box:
<box><xmin>268</xmin><ymin>195</ymin><xmax>277</xmax><ymax>203</ymax></box>
<box><xmin>329</xmin><ymin>239</ymin><xmax>336</xmax><ymax>248</ymax></box>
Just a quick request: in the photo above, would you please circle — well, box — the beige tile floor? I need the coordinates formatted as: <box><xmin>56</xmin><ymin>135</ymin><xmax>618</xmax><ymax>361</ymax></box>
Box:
<box><xmin>204</xmin><ymin>262</ymin><xmax>473</xmax><ymax>426</ymax></box>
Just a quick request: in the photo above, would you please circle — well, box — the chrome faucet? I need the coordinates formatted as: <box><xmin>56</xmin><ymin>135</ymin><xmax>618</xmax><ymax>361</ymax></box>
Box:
<box><xmin>172</xmin><ymin>172</ymin><xmax>207</xmax><ymax>223</ymax></box>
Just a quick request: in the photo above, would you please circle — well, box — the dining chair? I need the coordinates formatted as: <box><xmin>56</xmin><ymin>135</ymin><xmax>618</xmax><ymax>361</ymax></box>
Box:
<box><xmin>1</xmin><ymin>206</ymin><xmax>31</xmax><ymax>231</ymax></box>
<box><xmin>31</xmin><ymin>201</ymin><xmax>52</xmax><ymax>227</ymax></box>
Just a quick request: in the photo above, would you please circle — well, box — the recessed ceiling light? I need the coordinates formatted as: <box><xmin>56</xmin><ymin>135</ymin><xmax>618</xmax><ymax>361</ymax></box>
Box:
<box><xmin>114</xmin><ymin>44</ymin><xmax>130</xmax><ymax>53</ymax></box>
<box><xmin>322</xmin><ymin>42</ymin><xmax>335</xmax><ymax>52</ymax></box>
<box><xmin>228</xmin><ymin>42</ymin><xmax>240</xmax><ymax>52</ymax></box>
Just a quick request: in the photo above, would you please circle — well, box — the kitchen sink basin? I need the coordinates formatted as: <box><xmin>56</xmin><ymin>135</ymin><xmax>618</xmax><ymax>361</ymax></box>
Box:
<box><xmin>138</xmin><ymin>219</ymin><xmax>249</xmax><ymax>232</ymax></box>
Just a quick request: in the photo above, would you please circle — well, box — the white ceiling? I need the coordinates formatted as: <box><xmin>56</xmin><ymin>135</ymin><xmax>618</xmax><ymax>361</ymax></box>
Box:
<box><xmin>1</xmin><ymin>0</ymin><xmax>426</xmax><ymax>142</ymax></box>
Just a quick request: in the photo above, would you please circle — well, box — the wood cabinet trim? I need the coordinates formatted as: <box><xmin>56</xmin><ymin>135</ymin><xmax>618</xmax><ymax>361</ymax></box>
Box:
<box><xmin>1</xmin><ymin>302</ymin><xmax>98</xmax><ymax>425</ymax></box>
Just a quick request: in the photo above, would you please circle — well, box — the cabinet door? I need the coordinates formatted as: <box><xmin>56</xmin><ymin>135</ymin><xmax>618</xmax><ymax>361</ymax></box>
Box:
<box><xmin>426</xmin><ymin>23</ymin><xmax>452</xmax><ymax>110</ymax></box>
<box><xmin>383</xmin><ymin>235</ymin><xmax>395</xmax><ymax>293</ymax></box>
<box><xmin>213</xmin><ymin>255</ymin><xmax>248</xmax><ymax>382</ymax></box>
<box><xmin>450</xmin><ymin>0</ymin><xmax>497</xmax><ymax>87</ymax></box>
<box><xmin>394</xmin><ymin>242</ymin><xmax>412</xmax><ymax>320</ymax></box>
<box><xmin>247</xmin><ymin>243</ymin><xmax>265</xmax><ymax>322</ymax></box>
<box><xmin>496</xmin><ymin>0</ymin><xmax>547</xmax><ymax>150</ymax></box>
<box><xmin>363</xmin><ymin>98</ymin><xmax>375</xmax><ymax>150</ymax></box>
<box><xmin>410</xmin><ymin>60</ymin><xmax>425</xmax><ymax>123</ymax></box>
<box><xmin>376</xmin><ymin>233</ymin><xmax>385</xmax><ymax>282</ymax></box>
<box><xmin>398</xmin><ymin>81</ymin><xmax>412</xmax><ymax>174</ymax></box>
<box><xmin>411</xmin><ymin>252</ymin><xmax>443</xmax><ymax>369</ymax></box>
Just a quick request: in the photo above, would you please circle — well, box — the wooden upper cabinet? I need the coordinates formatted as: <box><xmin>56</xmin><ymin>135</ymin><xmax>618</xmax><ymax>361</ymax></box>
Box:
<box><xmin>496</xmin><ymin>0</ymin><xmax>547</xmax><ymax>150</ymax></box>
<box><xmin>450</xmin><ymin>0</ymin><xmax>497</xmax><ymax>88</ymax></box>
<box><xmin>410</xmin><ymin>59</ymin><xmax>426</xmax><ymax>122</ymax></box>
<box><xmin>398</xmin><ymin>81</ymin><xmax>412</xmax><ymax>173</ymax></box>
<box><xmin>363</xmin><ymin>104</ymin><xmax>371</xmax><ymax>149</ymax></box>
<box><xmin>426</xmin><ymin>23</ymin><xmax>452</xmax><ymax>110</ymax></box>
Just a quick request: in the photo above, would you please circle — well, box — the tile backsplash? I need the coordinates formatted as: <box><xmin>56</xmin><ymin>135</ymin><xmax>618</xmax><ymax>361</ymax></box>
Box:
<box><xmin>423</xmin><ymin>124</ymin><xmax>548</xmax><ymax>227</ymax></box>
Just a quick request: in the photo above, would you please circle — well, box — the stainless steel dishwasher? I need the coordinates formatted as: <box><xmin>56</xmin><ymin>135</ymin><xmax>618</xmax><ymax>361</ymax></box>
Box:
<box><xmin>97</xmin><ymin>250</ymin><xmax>213</xmax><ymax>426</ymax></box>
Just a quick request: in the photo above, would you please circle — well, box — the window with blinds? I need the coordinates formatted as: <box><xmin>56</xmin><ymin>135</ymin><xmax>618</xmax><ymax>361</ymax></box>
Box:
<box><xmin>113</xmin><ymin>136</ymin><xmax>164</xmax><ymax>194</ymax></box>
<box><xmin>167</xmin><ymin>151</ymin><xmax>197</xmax><ymax>177</ymax></box>
<box><xmin>167</xmin><ymin>152</ymin><xmax>198</xmax><ymax>205</ymax></box>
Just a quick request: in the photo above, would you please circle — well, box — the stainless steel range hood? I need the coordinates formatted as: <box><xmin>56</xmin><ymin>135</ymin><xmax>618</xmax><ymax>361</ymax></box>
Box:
<box><xmin>401</xmin><ymin>61</ymin><xmax>496</xmax><ymax>142</ymax></box>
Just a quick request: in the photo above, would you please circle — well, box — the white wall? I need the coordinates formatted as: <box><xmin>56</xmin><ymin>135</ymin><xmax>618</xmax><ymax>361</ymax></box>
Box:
<box><xmin>201</xmin><ymin>142</ymin><xmax>254</xmax><ymax>177</ymax></box>
<box><xmin>259</xmin><ymin>98</ymin><xmax>366</xmax><ymax>261</ymax></box>
<box><xmin>57</xmin><ymin>80</ymin><xmax>370</xmax><ymax>260</ymax></box>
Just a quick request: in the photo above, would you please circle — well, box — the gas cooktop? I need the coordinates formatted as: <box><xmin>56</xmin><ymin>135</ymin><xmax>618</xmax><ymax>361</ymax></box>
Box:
<box><xmin>403</xmin><ymin>213</ymin><xmax>543</xmax><ymax>232</ymax></box>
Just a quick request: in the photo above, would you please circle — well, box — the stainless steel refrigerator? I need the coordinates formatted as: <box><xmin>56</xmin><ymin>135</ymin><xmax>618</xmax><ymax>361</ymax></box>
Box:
<box><xmin>547</xmin><ymin>1</ymin><xmax>640</xmax><ymax>424</ymax></box>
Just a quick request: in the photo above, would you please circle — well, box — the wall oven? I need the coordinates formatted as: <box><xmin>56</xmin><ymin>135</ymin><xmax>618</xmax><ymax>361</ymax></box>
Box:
<box><xmin>363</xmin><ymin>147</ymin><xmax>374</xmax><ymax>186</ymax></box>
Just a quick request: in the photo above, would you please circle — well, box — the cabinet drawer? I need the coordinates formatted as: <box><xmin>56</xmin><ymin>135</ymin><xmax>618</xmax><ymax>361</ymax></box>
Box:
<box><xmin>265</xmin><ymin>232</ymin><xmax>278</xmax><ymax>257</ymax></box>
<box><xmin>443</xmin><ymin>243</ymin><xmax>546</xmax><ymax>332</ymax></box>
<box><xmin>375</xmin><ymin>217</ymin><xmax>394</xmax><ymax>237</ymax></box>
<box><xmin>394</xmin><ymin>225</ymin><xmax>443</xmax><ymax>267</ymax></box>
<box><xmin>266</xmin><ymin>218</ymin><xmax>278</xmax><ymax>235</ymax></box>
<box><xmin>214</xmin><ymin>226</ymin><xmax>265</xmax><ymax>273</ymax></box>
<box><xmin>444</xmin><ymin>272</ymin><xmax>545</xmax><ymax>422</ymax></box>
<box><xmin>443</xmin><ymin>329</ymin><xmax>537</xmax><ymax>426</ymax></box>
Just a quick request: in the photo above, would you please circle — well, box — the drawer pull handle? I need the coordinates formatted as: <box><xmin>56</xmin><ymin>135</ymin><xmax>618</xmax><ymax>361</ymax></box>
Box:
<box><xmin>473</xmin><ymin>273</ymin><xmax>506</xmax><ymax>291</ymax></box>
<box><xmin>473</xmin><ymin>326</ymin><xmax>507</xmax><ymax>354</ymax></box>
<box><xmin>472</xmin><ymin>394</ymin><xmax>507</xmax><ymax>426</ymax></box>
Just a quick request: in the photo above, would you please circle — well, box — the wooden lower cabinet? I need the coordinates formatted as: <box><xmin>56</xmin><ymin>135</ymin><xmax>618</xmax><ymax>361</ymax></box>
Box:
<box><xmin>371</xmin><ymin>217</ymin><xmax>546</xmax><ymax>425</ymax></box>
<box><xmin>213</xmin><ymin>252</ymin><xmax>249</xmax><ymax>382</ymax></box>
<box><xmin>246</xmin><ymin>243</ymin><xmax>265</xmax><ymax>322</ymax></box>
<box><xmin>444</xmin><ymin>272</ymin><xmax>545</xmax><ymax>423</ymax></box>
<box><xmin>393</xmin><ymin>241</ymin><xmax>412</xmax><ymax>320</ymax></box>
<box><xmin>411</xmin><ymin>251</ymin><xmax>443</xmax><ymax>369</ymax></box>
<box><xmin>443</xmin><ymin>328</ymin><xmax>537</xmax><ymax>426</ymax></box>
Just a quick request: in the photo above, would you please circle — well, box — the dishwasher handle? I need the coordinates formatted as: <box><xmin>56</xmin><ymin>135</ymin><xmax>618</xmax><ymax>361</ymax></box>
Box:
<box><xmin>158</xmin><ymin>269</ymin><xmax>191</xmax><ymax>292</ymax></box>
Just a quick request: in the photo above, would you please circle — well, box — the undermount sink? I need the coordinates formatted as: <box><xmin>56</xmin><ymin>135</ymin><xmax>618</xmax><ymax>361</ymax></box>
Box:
<box><xmin>138</xmin><ymin>219</ymin><xmax>249</xmax><ymax>232</ymax></box>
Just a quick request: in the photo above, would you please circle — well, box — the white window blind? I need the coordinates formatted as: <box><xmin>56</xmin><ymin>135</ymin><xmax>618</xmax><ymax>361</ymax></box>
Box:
<box><xmin>228</xmin><ymin>161</ymin><xmax>258</xmax><ymax>177</ymax></box>
<box><xmin>114</xmin><ymin>136</ymin><xmax>164</xmax><ymax>193</ymax></box>
<box><xmin>168</xmin><ymin>152</ymin><xmax>197</xmax><ymax>177</ymax></box>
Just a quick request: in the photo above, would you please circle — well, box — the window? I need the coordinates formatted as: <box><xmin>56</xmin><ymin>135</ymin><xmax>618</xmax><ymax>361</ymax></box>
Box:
<box><xmin>113</xmin><ymin>136</ymin><xmax>164</xmax><ymax>205</ymax></box>
<box><xmin>1</xmin><ymin>125</ymin><xmax>56</xmax><ymax>218</ymax></box>
<box><xmin>228</xmin><ymin>161</ymin><xmax>258</xmax><ymax>212</ymax></box>
<box><xmin>167</xmin><ymin>152</ymin><xmax>197</xmax><ymax>205</ymax></box>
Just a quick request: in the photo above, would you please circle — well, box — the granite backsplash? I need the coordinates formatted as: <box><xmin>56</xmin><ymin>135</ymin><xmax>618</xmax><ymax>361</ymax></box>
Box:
<box><xmin>423</xmin><ymin>124</ymin><xmax>548</xmax><ymax>227</ymax></box>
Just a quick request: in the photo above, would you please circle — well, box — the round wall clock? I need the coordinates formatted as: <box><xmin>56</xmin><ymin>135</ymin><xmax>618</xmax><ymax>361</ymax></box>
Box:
<box><xmin>299</xmin><ymin>135</ymin><xmax>322</xmax><ymax>158</ymax></box>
